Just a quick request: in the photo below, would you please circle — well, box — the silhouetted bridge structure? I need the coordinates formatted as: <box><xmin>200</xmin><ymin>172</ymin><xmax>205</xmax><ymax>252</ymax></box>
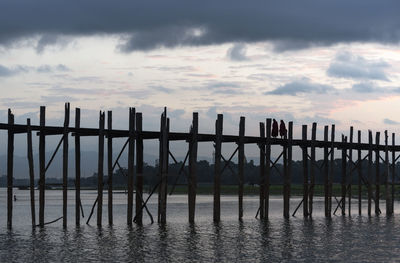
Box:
<box><xmin>1</xmin><ymin>103</ymin><xmax>398</xmax><ymax>229</ymax></box>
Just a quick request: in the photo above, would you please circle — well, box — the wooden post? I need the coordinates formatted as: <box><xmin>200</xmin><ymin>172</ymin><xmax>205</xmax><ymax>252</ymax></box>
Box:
<box><xmin>302</xmin><ymin>125</ymin><xmax>308</xmax><ymax>217</ymax></box>
<box><xmin>75</xmin><ymin>108</ymin><xmax>81</xmax><ymax>226</ymax></box>
<box><xmin>324</xmin><ymin>125</ymin><xmax>329</xmax><ymax>217</ymax></box>
<box><xmin>309</xmin><ymin>123</ymin><xmax>317</xmax><ymax>216</ymax></box>
<box><xmin>135</xmin><ymin>113</ymin><xmax>143</xmax><ymax>224</ymax></box>
<box><xmin>62</xmin><ymin>103</ymin><xmax>70</xmax><ymax>228</ymax></box>
<box><xmin>189</xmin><ymin>113</ymin><xmax>198</xmax><ymax>223</ymax></box>
<box><xmin>341</xmin><ymin>135</ymin><xmax>346</xmax><ymax>215</ymax></box>
<box><xmin>7</xmin><ymin>109</ymin><xmax>14</xmax><ymax>229</ymax></box>
<box><xmin>259</xmin><ymin>122</ymin><xmax>265</xmax><ymax>219</ymax></box>
<box><xmin>97</xmin><ymin>111</ymin><xmax>105</xmax><ymax>226</ymax></box>
<box><xmin>27</xmin><ymin>118</ymin><xmax>36</xmax><ymax>227</ymax></box>
<box><xmin>158</xmin><ymin>108</ymin><xmax>168</xmax><ymax>224</ymax></box>
<box><xmin>238</xmin><ymin>117</ymin><xmax>245</xmax><ymax>220</ymax></box>
<box><xmin>357</xmin><ymin>130</ymin><xmax>362</xmax><ymax>215</ymax></box>
<box><xmin>391</xmin><ymin>133</ymin><xmax>395</xmax><ymax>214</ymax></box>
<box><xmin>385</xmin><ymin>130</ymin><xmax>390</xmax><ymax>215</ymax></box>
<box><xmin>283</xmin><ymin>122</ymin><xmax>293</xmax><ymax>218</ymax></box>
<box><xmin>348</xmin><ymin>127</ymin><xmax>353</xmax><ymax>216</ymax></box>
<box><xmin>375</xmin><ymin>132</ymin><xmax>380</xmax><ymax>215</ymax></box>
<box><xmin>39</xmin><ymin>106</ymin><xmax>46</xmax><ymax>227</ymax></box>
<box><xmin>368</xmin><ymin>130</ymin><xmax>373</xmax><ymax>216</ymax></box>
<box><xmin>107</xmin><ymin>111</ymin><xmax>113</xmax><ymax>225</ymax></box>
<box><xmin>328</xmin><ymin>124</ymin><xmax>335</xmax><ymax>216</ymax></box>
<box><xmin>265</xmin><ymin>118</ymin><xmax>271</xmax><ymax>219</ymax></box>
<box><xmin>127</xmin><ymin>108</ymin><xmax>135</xmax><ymax>225</ymax></box>
<box><xmin>213</xmin><ymin>114</ymin><xmax>223</xmax><ymax>222</ymax></box>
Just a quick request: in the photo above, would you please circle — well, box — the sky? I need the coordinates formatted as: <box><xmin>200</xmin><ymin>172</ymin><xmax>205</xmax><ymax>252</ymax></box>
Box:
<box><xmin>1</xmin><ymin>0</ymin><xmax>400</xmax><ymax>161</ymax></box>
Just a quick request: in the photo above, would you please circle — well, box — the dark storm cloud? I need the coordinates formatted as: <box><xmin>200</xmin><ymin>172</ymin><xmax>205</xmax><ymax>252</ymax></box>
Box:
<box><xmin>266</xmin><ymin>79</ymin><xmax>335</xmax><ymax>95</ymax></box>
<box><xmin>327</xmin><ymin>52</ymin><xmax>390</xmax><ymax>81</ymax></box>
<box><xmin>1</xmin><ymin>1</ymin><xmax>400</xmax><ymax>52</ymax></box>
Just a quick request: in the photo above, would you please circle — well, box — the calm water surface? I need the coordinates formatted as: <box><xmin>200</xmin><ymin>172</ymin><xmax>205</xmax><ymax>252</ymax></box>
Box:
<box><xmin>1</xmin><ymin>189</ymin><xmax>400</xmax><ymax>262</ymax></box>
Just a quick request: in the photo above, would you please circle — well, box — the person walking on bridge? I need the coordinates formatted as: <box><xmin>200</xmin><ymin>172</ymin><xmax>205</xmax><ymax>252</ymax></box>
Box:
<box><xmin>272</xmin><ymin>119</ymin><xmax>279</xmax><ymax>138</ymax></box>
<box><xmin>279</xmin><ymin>120</ymin><xmax>287</xmax><ymax>139</ymax></box>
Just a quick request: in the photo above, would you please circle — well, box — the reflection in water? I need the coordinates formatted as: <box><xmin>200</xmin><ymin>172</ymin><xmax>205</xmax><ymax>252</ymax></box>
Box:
<box><xmin>1</xmin><ymin>192</ymin><xmax>400</xmax><ymax>262</ymax></box>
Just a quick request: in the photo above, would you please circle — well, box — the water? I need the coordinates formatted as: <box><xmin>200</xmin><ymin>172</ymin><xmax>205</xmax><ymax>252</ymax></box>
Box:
<box><xmin>1</xmin><ymin>189</ymin><xmax>400</xmax><ymax>262</ymax></box>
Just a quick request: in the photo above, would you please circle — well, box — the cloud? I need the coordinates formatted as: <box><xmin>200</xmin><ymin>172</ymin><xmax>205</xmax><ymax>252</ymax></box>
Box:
<box><xmin>1</xmin><ymin>1</ymin><xmax>400</xmax><ymax>52</ymax></box>
<box><xmin>383</xmin><ymin>118</ymin><xmax>400</xmax><ymax>125</ymax></box>
<box><xmin>327</xmin><ymin>51</ymin><xmax>389</xmax><ymax>81</ymax></box>
<box><xmin>0</xmin><ymin>65</ymin><xmax>28</xmax><ymax>77</ymax></box>
<box><xmin>266</xmin><ymin>79</ymin><xmax>335</xmax><ymax>96</ymax></box>
<box><xmin>227</xmin><ymin>43</ymin><xmax>248</xmax><ymax>61</ymax></box>
<box><xmin>150</xmin><ymin>85</ymin><xmax>174</xmax><ymax>93</ymax></box>
<box><xmin>0</xmin><ymin>64</ymin><xmax>69</xmax><ymax>77</ymax></box>
<box><xmin>205</xmin><ymin>81</ymin><xmax>245</xmax><ymax>95</ymax></box>
<box><xmin>351</xmin><ymin>82</ymin><xmax>378</xmax><ymax>93</ymax></box>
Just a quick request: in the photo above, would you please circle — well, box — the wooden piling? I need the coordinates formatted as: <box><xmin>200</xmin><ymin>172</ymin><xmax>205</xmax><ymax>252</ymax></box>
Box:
<box><xmin>309</xmin><ymin>123</ymin><xmax>316</xmax><ymax>216</ymax></box>
<box><xmin>27</xmin><ymin>118</ymin><xmax>36</xmax><ymax>227</ymax></box>
<box><xmin>391</xmin><ymin>133</ymin><xmax>395</xmax><ymax>214</ymax></box>
<box><xmin>385</xmin><ymin>130</ymin><xmax>390</xmax><ymax>215</ymax></box>
<box><xmin>213</xmin><ymin>114</ymin><xmax>223</xmax><ymax>222</ymax></box>
<box><xmin>357</xmin><ymin>130</ymin><xmax>362</xmax><ymax>215</ymax></box>
<box><xmin>302</xmin><ymin>125</ymin><xmax>308</xmax><ymax>217</ymax></box>
<box><xmin>328</xmin><ymin>125</ymin><xmax>335</xmax><ymax>216</ymax></box>
<box><xmin>107</xmin><ymin>111</ymin><xmax>113</xmax><ymax>225</ymax></box>
<box><xmin>7</xmin><ymin>109</ymin><xmax>14</xmax><ymax>229</ymax></box>
<box><xmin>135</xmin><ymin>113</ymin><xmax>143</xmax><ymax>224</ymax></box>
<box><xmin>324</xmin><ymin>125</ymin><xmax>329</xmax><ymax>217</ymax></box>
<box><xmin>127</xmin><ymin>108</ymin><xmax>135</xmax><ymax>225</ymax></box>
<box><xmin>238</xmin><ymin>117</ymin><xmax>245</xmax><ymax>220</ymax></box>
<box><xmin>189</xmin><ymin>113</ymin><xmax>198</xmax><ymax>223</ymax></box>
<box><xmin>341</xmin><ymin>135</ymin><xmax>346</xmax><ymax>215</ymax></box>
<box><xmin>348</xmin><ymin>127</ymin><xmax>353</xmax><ymax>216</ymax></box>
<box><xmin>265</xmin><ymin>118</ymin><xmax>271</xmax><ymax>219</ymax></box>
<box><xmin>75</xmin><ymin>108</ymin><xmax>81</xmax><ymax>226</ymax></box>
<box><xmin>375</xmin><ymin>132</ymin><xmax>380</xmax><ymax>215</ymax></box>
<box><xmin>39</xmin><ymin>106</ymin><xmax>46</xmax><ymax>227</ymax></box>
<box><xmin>259</xmin><ymin>122</ymin><xmax>265</xmax><ymax>219</ymax></box>
<box><xmin>368</xmin><ymin>130</ymin><xmax>373</xmax><ymax>216</ymax></box>
<box><xmin>97</xmin><ymin>111</ymin><xmax>105</xmax><ymax>226</ymax></box>
<box><xmin>283</xmin><ymin>122</ymin><xmax>293</xmax><ymax>218</ymax></box>
<box><xmin>158</xmin><ymin>108</ymin><xmax>168</xmax><ymax>224</ymax></box>
<box><xmin>63</xmin><ymin>103</ymin><xmax>70</xmax><ymax>228</ymax></box>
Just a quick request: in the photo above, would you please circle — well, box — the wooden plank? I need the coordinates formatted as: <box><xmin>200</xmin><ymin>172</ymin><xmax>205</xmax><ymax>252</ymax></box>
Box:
<box><xmin>391</xmin><ymin>133</ymin><xmax>395</xmax><ymax>214</ymax></box>
<box><xmin>368</xmin><ymin>130</ymin><xmax>372</xmax><ymax>216</ymax></box>
<box><xmin>75</xmin><ymin>108</ymin><xmax>81</xmax><ymax>226</ymax></box>
<box><xmin>158</xmin><ymin>108</ymin><xmax>168</xmax><ymax>224</ymax></box>
<box><xmin>283</xmin><ymin>122</ymin><xmax>293</xmax><ymax>218</ymax></box>
<box><xmin>265</xmin><ymin>118</ymin><xmax>271</xmax><ymax>219</ymax></box>
<box><xmin>259</xmin><ymin>122</ymin><xmax>265</xmax><ymax>219</ymax></box>
<box><xmin>97</xmin><ymin>111</ymin><xmax>105</xmax><ymax>226</ymax></box>
<box><xmin>238</xmin><ymin>116</ymin><xmax>245</xmax><ymax>220</ymax></box>
<box><xmin>309</xmin><ymin>123</ymin><xmax>317</xmax><ymax>216</ymax></box>
<box><xmin>7</xmin><ymin>109</ymin><xmax>14</xmax><ymax>229</ymax></box>
<box><xmin>348</xmin><ymin>127</ymin><xmax>353</xmax><ymax>216</ymax></box>
<box><xmin>358</xmin><ymin>130</ymin><xmax>362</xmax><ymax>215</ymax></box>
<box><xmin>189</xmin><ymin>112</ymin><xmax>198</xmax><ymax>223</ymax></box>
<box><xmin>135</xmin><ymin>112</ymin><xmax>143</xmax><ymax>224</ymax></box>
<box><xmin>39</xmin><ymin>106</ymin><xmax>46</xmax><ymax>227</ymax></box>
<box><xmin>27</xmin><ymin>118</ymin><xmax>36</xmax><ymax>227</ymax></box>
<box><xmin>107</xmin><ymin>110</ymin><xmax>113</xmax><ymax>225</ymax></box>
<box><xmin>341</xmin><ymin>135</ymin><xmax>346</xmax><ymax>215</ymax></box>
<box><xmin>127</xmin><ymin>108</ymin><xmax>135</xmax><ymax>225</ymax></box>
<box><xmin>375</xmin><ymin>132</ymin><xmax>380</xmax><ymax>215</ymax></box>
<box><xmin>213</xmin><ymin>114</ymin><xmax>223</xmax><ymax>222</ymax></box>
<box><xmin>62</xmin><ymin>103</ymin><xmax>70</xmax><ymax>228</ymax></box>
<box><xmin>302</xmin><ymin>125</ymin><xmax>308</xmax><ymax>217</ymax></box>
<box><xmin>328</xmin><ymin>124</ymin><xmax>335</xmax><ymax>216</ymax></box>
<box><xmin>385</xmin><ymin>130</ymin><xmax>390</xmax><ymax>215</ymax></box>
<box><xmin>324</xmin><ymin>125</ymin><xmax>329</xmax><ymax>217</ymax></box>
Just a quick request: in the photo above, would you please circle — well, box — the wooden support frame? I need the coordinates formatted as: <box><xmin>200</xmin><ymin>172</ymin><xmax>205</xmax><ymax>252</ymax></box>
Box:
<box><xmin>97</xmin><ymin>111</ymin><xmax>105</xmax><ymax>226</ymax></box>
<box><xmin>188</xmin><ymin>113</ymin><xmax>198</xmax><ymax>223</ymax></box>
<box><xmin>368</xmin><ymin>130</ymin><xmax>373</xmax><ymax>216</ymax></box>
<box><xmin>27</xmin><ymin>118</ymin><xmax>36</xmax><ymax>227</ymax></box>
<box><xmin>39</xmin><ymin>106</ymin><xmax>46</xmax><ymax>227</ymax></box>
<box><xmin>358</xmin><ymin>130</ymin><xmax>362</xmax><ymax>215</ymax></box>
<box><xmin>7</xmin><ymin>109</ymin><xmax>14</xmax><ymax>229</ymax></box>
<box><xmin>309</xmin><ymin>123</ymin><xmax>317</xmax><ymax>216</ymax></box>
<box><xmin>238</xmin><ymin>116</ymin><xmax>245</xmax><ymax>220</ymax></box>
<box><xmin>62</xmin><ymin>102</ymin><xmax>70</xmax><ymax>228</ymax></box>
<box><xmin>302</xmin><ymin>125</ymin><xmax>308</xmax><ymax>217</ymax></box>
<box><xmin>213</xmin><ymin>114</ymin><xmax>223</xmax><ymax>222</ymax></box>
<box><xmin>75</xmin><ymin>108</ymin><xmax>81</xmax><ymax>226</ymax></box>
<box><xmin>107</xmin><ymin>111</ymin><xmax>113</xmax><ymax>225</ymax></box>
<box><xmin>265</xmin><ymin>118</ymin><xmax>271</xmax><ymax>219</ymax></box>
<box><xmin>135</xmin><ymin>112</ymin><xmax>144</xmax><ymax>224</ymax></box>
<box><xmin>127</xmin><ymin>108</ymin><xmax>135</xmax><ymax>225</ymax></box>
<box><xmin>375</xmin><ymin>132</ymin><xmax>380</xmax><ymax>215</ymax></box>
<box><xmin>259</xmin><ymin>122</ymin><xmax>265</xmax><ymax>219</ymax></box>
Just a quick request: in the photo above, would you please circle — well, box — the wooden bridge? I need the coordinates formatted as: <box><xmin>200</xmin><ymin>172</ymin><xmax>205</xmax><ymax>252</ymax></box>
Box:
<box><xmin>1</xmin><ymin>103</ymin><xmax>397</xmax><ymax>229</ymax></box>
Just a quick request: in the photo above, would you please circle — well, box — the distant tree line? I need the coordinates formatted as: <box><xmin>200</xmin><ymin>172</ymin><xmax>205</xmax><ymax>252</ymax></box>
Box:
<box><xmin>1</xmin><ymin>158</ymin><xmax>399</xmax><ymax>188</ymax></box>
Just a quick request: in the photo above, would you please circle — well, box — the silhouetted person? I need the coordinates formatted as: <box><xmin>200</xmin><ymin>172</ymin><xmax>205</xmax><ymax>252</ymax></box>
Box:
<box><xmin>272</xmin><ymin>119</ymin><xmax>278</xmax><ymax>138</ymax></box>
<box><xmin>279</xmin><ymin>120</ymin><xmax>287</xmax><ymax>138</ymax></box>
